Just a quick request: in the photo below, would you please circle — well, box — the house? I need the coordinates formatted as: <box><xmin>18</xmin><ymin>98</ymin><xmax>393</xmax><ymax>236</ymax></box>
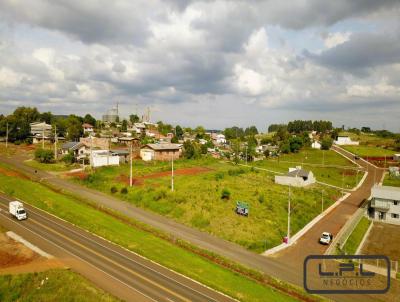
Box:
<box><xmin>30</xmin><ymin>122</ymin><xmax>52</xmax><ymax>144</ymax></box>
<box><xmin>311</xmin><ymin>141</ymin><xmax>321</xmax><ymax>149</ymax></box>
<box><xmin>82</xmin><ymin>123</ymin><xmax>94</xmax><ymax>134</ymax></box>
<box><xmin>140</xmin><ymin>143</ymin><xmax>182</xmax><ymax>161</ymax></box>
<box><xmin>211</xmin><ymin>133</ymin><xmax>226</xmax><ymax>145</ymax></box>
<box><xmin>111</xmin><ymin>149</ymin><xmax>130</xmax><ymax>164</ymax></box>
<box><xmin>275</xmin><ymin>166</ymin><xmax>316</xmax><ymax>187</ymax></box>
<box><xmin>389</xmin><ymin>167</ymin><xmax>400</xmax><ymax>177</ymax></box>
<box><xmin>80</xmin><ymin>137</ymin><xmax>110</xmax><ymax>150</ymax></box>
<box><xmin>394</xmin><ymin>154</ymin><xmax>400</xmax><ymax>161</ymax></box>
<box><xmin>128</xmin><ymin>122</ymin><xmax>146</xmax><ymax>135</ymax></box>
<box><xmin>61</xmin><ymin>142</ymin><xmax>87</xmax><ymax>160</ymax></box>
<box><xmin>334</xmin><ymin>136</ymin><xmax>359</xmax><ymax>146</ymax></box>
<box><xmin>369</xmin><ymin>185</ymin><xmax>400</xmax><ymax>225</ymax></box>
<box><xmin>90</xmin><ymin>150</ymin><xmax>119</xmax><ymax>167</ymax></box>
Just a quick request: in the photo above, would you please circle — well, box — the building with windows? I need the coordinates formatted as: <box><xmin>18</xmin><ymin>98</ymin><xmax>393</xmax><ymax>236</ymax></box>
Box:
<box><xmin>140</xmin><ymin>143</ymin><xmax>182</xmax><ymax>161</ymax></box>
<box><xmin>369</xmin><ymin>185</ymin><xmax>400</xmax><ymax>225</ymax></box>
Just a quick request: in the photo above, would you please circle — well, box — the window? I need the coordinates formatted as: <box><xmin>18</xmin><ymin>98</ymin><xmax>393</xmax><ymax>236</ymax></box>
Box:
<box><xmin>394</xmin><ymin>201</ymin><xmax>398</xmax><ymax>206</ymax></box>
<box><xmin>391</xmin><ymin>213</ymin><xmax>399</xmax><ymax>219</ymax></box>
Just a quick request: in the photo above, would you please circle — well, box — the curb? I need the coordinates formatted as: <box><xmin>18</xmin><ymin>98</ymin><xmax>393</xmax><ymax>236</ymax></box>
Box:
<box><xmin>355</xmin><ymin>220</ymin><xmax>374</xmax><ymax>255</ymax></box>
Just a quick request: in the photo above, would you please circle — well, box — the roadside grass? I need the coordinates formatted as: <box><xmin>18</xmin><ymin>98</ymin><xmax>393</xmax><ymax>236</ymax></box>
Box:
<box><xmin>24</xmin><ymin>159</ymin><xmax>80</xmax><ymax>172</ymax></box>
<box><xmin>73</xmin><ymin>156</ymin><xmax>340</xmax><ymax>251</ymax></box>
<box><xmin>342</xmin><ymin>217</ymin><xmax>371</xmax><ymax>255</ymax></box>
<box><xmin>0</xmin><ymin>165</ymin><xmax>310</xmax><ymax>302</ymax></box>
<box><xmin>383</xmin><ymin>174</ymin><xmax>400</xmax><ymax>187</ymax></box>
<box><xmin>0</xmin><ymin>269</ymin><xmax>121</xmax><ymax>302</ymax></box>
<box><xmin>342</xmin><ymin>145</ymin><xmax>396</xmax><ymax>157</ymax></box>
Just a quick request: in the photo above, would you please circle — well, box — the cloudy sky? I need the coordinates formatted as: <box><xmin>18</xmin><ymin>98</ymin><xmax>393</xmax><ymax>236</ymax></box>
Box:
<box><xmin>0</xmin><ymin>0</ymin><xmax>399</xmax><ymax>131</ymax></box>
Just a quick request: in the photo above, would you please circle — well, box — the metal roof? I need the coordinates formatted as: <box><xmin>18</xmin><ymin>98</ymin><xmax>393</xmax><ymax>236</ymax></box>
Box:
<box><xmin>287</xmin><ymin>169</ymin><xmax>310</xmax><ymax>178</ymax></box>
<box><xmin>371</xmin><ymin>185</ymin><xmax>400</xmax><ymax>201</ymax></box>
<box><xmin>142</xmin><ymin>143</ymin><xmax>181</xmax><ymax>151</ymax></box>
<box><xmin>62</xmin><ymin>141</ymin><xmax>84</xmax><ymax>151</ymax></box>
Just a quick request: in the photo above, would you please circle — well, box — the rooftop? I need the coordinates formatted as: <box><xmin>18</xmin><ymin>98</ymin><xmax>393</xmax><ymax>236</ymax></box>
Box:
<box><xmin>287</xmin><ymin>169</ymin><xmax>310</xmax><ymax>178</ymax></box>
<box><xmin>371</xmin><ymin>185</ymin><xmax>400</xmax><ymax>201</ymax></box>
<box><xmin>143</xmin><ymin>143</ymin><xmax>182</xmax><ymax>151</ymax></box>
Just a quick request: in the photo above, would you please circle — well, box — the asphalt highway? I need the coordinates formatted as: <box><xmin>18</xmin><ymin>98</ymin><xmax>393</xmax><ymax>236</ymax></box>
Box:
<box><xmin>0</xmin><ymin>194</ymin><xmax>235</xmax><ymax>302</ymax></box>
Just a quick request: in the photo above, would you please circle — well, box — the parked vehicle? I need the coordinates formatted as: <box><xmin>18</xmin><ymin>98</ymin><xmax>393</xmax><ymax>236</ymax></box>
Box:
<box><xmin>319</xmin><ymin>232</ymin><xmax>333</xmax><ymax>245</ymax></box>
<box><xmin>235</xmin><ymin>201</ymin><xmax>249</xmax><ymax>216</ymax></box>
<box><xmin>9</xmin><ymin>201</ymin><xmax>27</xmax><ymax>220</ymax></box>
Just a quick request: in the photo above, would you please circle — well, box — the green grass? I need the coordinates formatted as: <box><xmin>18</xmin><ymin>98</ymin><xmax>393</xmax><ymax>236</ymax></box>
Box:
<box><xmin>342</xmin><ymin>217</ymin><xmax>371</xmax><ymax>255</ymax></box>
<box><xmin>0</xmin><ymin>269</ymin><xmax>120</xmax><ymax>302</ymax></box>
<box><xmin>383</xmin><ymin>174</ymin><xmax>400</xmax><ymax>187</ymax></box>
<box><xmin>0</xmin><ymin>164</ymin><xmax>303</xmax><ymax>302</ymax></box>
<box><xmin>339</xmin><ymin>132</ymin><xmax>395</xmax><ymax>147</ymax></box>
<box><xmin>24</xmin><ymin>159</ymin><xmax>79</xmax><ymax>172</ymax></box>
<box><xmin>251</xmin><ymin>149</ymin><xmax>360</xmax><ymax>189</ymax></box>
<box><xmin>74</xmin><ymin>155</ymin><xmax>342</xmax><ymax>251</ymax></box>
<box><xmin>342</xmin><ymin>145</ymin><xmax>395</xmax><ymax>157</ymax></box>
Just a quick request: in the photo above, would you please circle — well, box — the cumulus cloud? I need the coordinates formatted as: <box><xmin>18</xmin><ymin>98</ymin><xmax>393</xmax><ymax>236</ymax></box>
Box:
<box><xmin>0</xmin><ymin>0</ymin><xmax>399</xmax><ymax>130</ymax></box>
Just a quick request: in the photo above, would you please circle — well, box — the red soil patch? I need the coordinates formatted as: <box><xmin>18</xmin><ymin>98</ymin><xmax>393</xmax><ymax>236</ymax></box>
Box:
<box><xmin>66</xmin><ymin>171</ymin><xmax>88</xmax><ymax>180</ymax></box>
<box><xmin>343</xmin><ymin>170</ymin><xmax>356</xmax><ymax>176</ymax></box>
<box><xmin>116</xmin><ymin>167</ymin><xmax>213</xmax><ymax>186</ymax></box>
<box><xmin>0</xmin><ymin>167</ymin><xmax>29</xmax><ymax>179</ymax></box>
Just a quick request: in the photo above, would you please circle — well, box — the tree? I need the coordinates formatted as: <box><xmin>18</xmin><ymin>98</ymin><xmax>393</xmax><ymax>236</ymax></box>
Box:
<box><xmin>129</xmin><ymin>114</ymin><xmax>140</xmax><ymax>124</ymax></box>
<box><xmin>121</xmin><ymin>119</ymin><xmax>128</xmax><ymax>131</ymax></box>
<box><xmin>183</xmin><ymin>140</ymin><xmax>201</xmax><ymax>159</ymax></box>
<box><xmin>66</xmin><ymin>115</ymin><xmax>83</xmax><ymax>140</ymax></box>
<box><xmin>194</xmin><ymin>126</ymin><xmax>206</xmax><ymax>139</ymax></box>
<box><xmin>245</xmin><ymin>126</ymin><xmax>258</xmax><ymax>136</ymax></box>
<box><xmin>321</xmin><ymin>137</ymin><xmax>333</xmax><ymax>150</ymax></box>
<box><xmin>83</xmin><ymin>114</ymin><xmax>96</xmax><ymax>126</ymax></box>
<box><xmin>175</xmin><ymin>125</ymin><xmax>183</xmax><ymax>139</ymax></box>
<box><xmin>40</xmin><ymin>111</ymin><xmax>53</xmax><ymax>124</ymax></box>
<box><xmin>268</xmin><ymin>124</ymin><xmax>287</xmax><ymax>133</ymax></box>
<box><xmin>288</xmin><ymin>136</ymin><xmax>303</xmax><ymax>153</ymax></box>
<box><xmin>171</xmin><ymin>136</ymin><xmax>179</xmax><ymax>143</ymax></box>
<box><xmin>34</xmin><ymin>148</ymin><xmax>54</xmax><ymax>163</ymax></box>
<box><xmin>361</xmin><ymin>127</ymin><xmax>371</xmax><ymax>133</ymax></box>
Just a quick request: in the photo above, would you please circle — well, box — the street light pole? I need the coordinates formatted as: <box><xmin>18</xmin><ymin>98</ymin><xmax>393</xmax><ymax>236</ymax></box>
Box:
<box><xmin>42</xmin><ymin>126</ymin><xmax>45</xmax><ymax>149</ymax></box>
<box><xmin>171</xmin><ymin>152</ymin><xmax>174</xmax><ymax>191</ymax></box>
<box><xmin>54</xmin><ymin>125</ymin><xmax>57</xmax><ymax>160</ymax></box>
<box><xmin>5</xmin><ymin>122</ymin><xmax>8</xmax><ymax>148</ymax></box>
<box><xmin>321</xmin><ymin>189</ymin><xmax>324</xmax><ymax>213</ymax></box>
<box><xmin>287</xmin><ymin>185</ymin><xmax>291</xmax><ymax>244</ymax></box>
<box><xmin>129</xmin><ymin>141</ymin><xmax>133</xmax><ymax>187</ymax></box>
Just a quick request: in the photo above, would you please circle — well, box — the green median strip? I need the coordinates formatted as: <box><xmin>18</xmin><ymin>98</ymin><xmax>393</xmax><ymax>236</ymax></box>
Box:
<box><xmin>342</xmin><ymin>217</ymin><xmax>371</xmax><ymax>255</ymax></box>
<box><xmin>0</xmin><ymin>269</ymin><xmax>121</xmax><ymax>302</ymax></box>
<box><xmin>0</xmin><ymin>163</ymin><xmax>324</xmax><ymax>302</ymax></box>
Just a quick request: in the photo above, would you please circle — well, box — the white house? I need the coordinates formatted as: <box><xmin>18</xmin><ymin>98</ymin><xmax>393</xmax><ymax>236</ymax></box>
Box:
<box><xmin>30</xmin><ymin>122</ymin><xmax>53</xmax><ymax>144</ymax></box>
<box><xmin>61</xmin><ymin>142</ymin><xmax>87</xmax><ymax>160</ymax></box>
<box><xmin>275</xmin><ymin>167</ymin><xmax>316</xmax><ymax>187</ymax></box>
<box><xmin>334</xmin><ymin>136</ymin><xmax>359</xmax><ymax>146</ymax></box>
<box><xmin>82</xmin><ymin>123</ymin><xmax>94</xmax><ymax>134</ymax></box>
<box><xmin>369</xmin><ymin>185</ymin><xmax>400</xmax><ymax>225</ymax></box>
<box><xmin>90</xmin><ymin>150</ymin><xmax>119</xmax><ymax>167</ymax></box>
<box><xmin>311</xmin><ymin>141</ymin><xmax>321</xmax><ymax>149</ymax></box>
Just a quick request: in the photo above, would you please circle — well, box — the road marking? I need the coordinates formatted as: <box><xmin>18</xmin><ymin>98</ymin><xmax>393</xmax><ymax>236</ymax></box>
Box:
<box><xmin>0</xmin><ymin>209</ymin><xmax>158</xmax><ymax>302</ymax></box>
<box><xmin>0</xmin><ymin>195</ymin><xmax>223</xmax><ymax>302</ymax></box>
<box><xmin>1</xmin><ymin>204</ymin><xmax>190</xmax><ymax>302</ymax></box>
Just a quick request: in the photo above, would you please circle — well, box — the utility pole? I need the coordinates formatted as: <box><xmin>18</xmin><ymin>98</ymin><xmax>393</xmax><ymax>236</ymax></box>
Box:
<box><xmin>342</xmin><ymin>171</ymin><xmax>344</xmax><ymax>197</ymax></box>
<box><xmin>107</xmin><ymin>137</ymin><xmax>110</xmax><ymax>166</ymax></box>
<box><xmin>171</xmin><ymin>152</ymin><xmax>174</xmax><ymax>191</ymax></box>
<box><xmin>245</xmin><ymin>144</ymin><xmax>248</xmax><ymax>165</ymax></box>
<box><xmin>287</xmin><ymin>185</ymin><xmax>291</xmax><ymax>244</ymax></box>
<box><xmin>321</xmin><ymin>189</ymin><xmax>324</xmax><ymax>213</ymax></box>
<box><xmin>42</xmin><ymin>125</ymin><xmax>45</xmax><ymax>149</ymax></box>
<box><xmin>322</xmin><ymin>150</ymin><xmax>325</xmax><ymax>166</ymax></box>
<box><xmin>90</xmin><ymin>135</ymin><xmax>93</xmax><ymax>168</ymax></box>
<box><xmin>54</xmin><ymin>125</ymin><xmax>57</xmax><ymax>160</ymax></box>
<box><xmin>5</xmin><ymin>122</ymin><xmax>8</xmax><ymax>148</ymax></box>
<box><xmin>129</xmin><ymin>141</ymin><xmax>133</xmax><ymax>187</ymax></box>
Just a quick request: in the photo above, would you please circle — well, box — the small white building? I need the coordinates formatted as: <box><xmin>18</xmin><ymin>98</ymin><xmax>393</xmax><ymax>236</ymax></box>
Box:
<box><xmin>334</xmin><ymin>136</ymin><xmax>359</xmax><ymax>146</ymax></box>
<box><xmin>311</xmin><ymin>141</ymin><xmax>321</xmax><ymax>149</ymax></box>
<box><xmin>369</xmin><ymin>185</ymin><xmax>400</xmax><ymax>225</ymax></box>
<box><xmin>275</xmin><ymin>167</ymin><xmax>316</xmax><ymax>187</ymax></box>
<box><xmin>82</xmin><ymin>123</ymin><xmax>94</xmax><ymax>134</ymax></box>
<box><xmin>90</xmin><ymin>150</ymin><xmax>119</xmax><ymax>167</ymax></box>
<box><xmin>394</xmin><ymin>154</ymin><xmax>400</xmax><ymax>161</ymax></box>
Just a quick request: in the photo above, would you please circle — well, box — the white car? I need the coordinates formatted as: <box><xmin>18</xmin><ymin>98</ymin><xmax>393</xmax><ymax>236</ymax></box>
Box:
<box><xmin>319</xmin><ymin>232</ymin><xmax>333</xmax><ymax>245</ymax></box>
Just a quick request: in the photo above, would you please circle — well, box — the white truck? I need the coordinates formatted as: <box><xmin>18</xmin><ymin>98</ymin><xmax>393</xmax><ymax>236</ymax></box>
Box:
<box><xmin>9</xmin><ymin>201</ymin><xmax>27</xmax><ymax>220</ymax></box>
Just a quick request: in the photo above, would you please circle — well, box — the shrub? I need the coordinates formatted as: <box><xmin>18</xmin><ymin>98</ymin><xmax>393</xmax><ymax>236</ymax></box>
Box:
<box><xmin>120</xmin><ymin>187</ymin><xmax>128</xmax><ymax>194</ymax></box>
<box><xmin>62</xmin><ymin>152</ymin><xmax>75</xmax><ymax>164</ymax></box>
<box><xmin>190</xmin><ymin>214</ymin><xmax>210</xmax><ymax>229</ymax></box>
<box><xmin>34</xmin><ymin>148</ymin><xmax>54</xmax><ymax>163</ymax></box>
<box><xmin>215</xmin><ymin>172</ymin><xmax>224</xmax><ymax>181</ymax></box>
<box><xmin>110</xmin><ymin>186</ymin><xmax>118</xmax><ymax>194</ymax></box>
<box><xmin>154</xmin><ymin>189</ymin><xmax>167</xmax><ymax>201</ymax></box>
<box><xmin>258</xmin><ymin>194</ymin><xmax>265</xmax><ymax>204</ymax></box>
<box><xmin>221</xmin><ymin>188</ymin><xmax>231</xmax><ymax>200</ymax></box>
<box><xmin>227</xmin><ymin>168</ymin><xmax>245</xmax><ymax>176</ymax></box>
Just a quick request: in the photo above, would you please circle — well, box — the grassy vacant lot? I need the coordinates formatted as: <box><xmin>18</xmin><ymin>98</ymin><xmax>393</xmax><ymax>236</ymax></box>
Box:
<box><xmin>24</xmin><ymin>159</ymin><xmax>79</xmax><ymax>172</ymax></box>
<box><xmin>383</xmin><ymin>173</ymin><xmax>400</xmax><ymax>187</ymax></box>
<box><xmin>342</xmin><ymin>217</ymin><xmax>371</xmax><ymax>255</ymax></box>
<box><xmin>339</xmin><ymin>132</ymin><xmax>396</xmax><ymax>147</ymax></box>
<box><xmin>342</xmin><ymin>145</ymin><xmax>396</xmax><ymax>157</ymax></box>
<box><xmin>0</xmin><ymin>164</ymin><xmax>303</xmax><ymax>302</ymax></box>
<box><xmin>73</xmin><ymin>156</ymin><xmax>341</xmax><ymax>251</ymax></box>
<box><xmin>0</xmin><ymin>269</ymin><xmax>120</xmax><ymax>302</ymax></box>
<box><xmin>251</xmin><ymin>148</ymin><xmax>360</xmax><ymax>189</ymax></box>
